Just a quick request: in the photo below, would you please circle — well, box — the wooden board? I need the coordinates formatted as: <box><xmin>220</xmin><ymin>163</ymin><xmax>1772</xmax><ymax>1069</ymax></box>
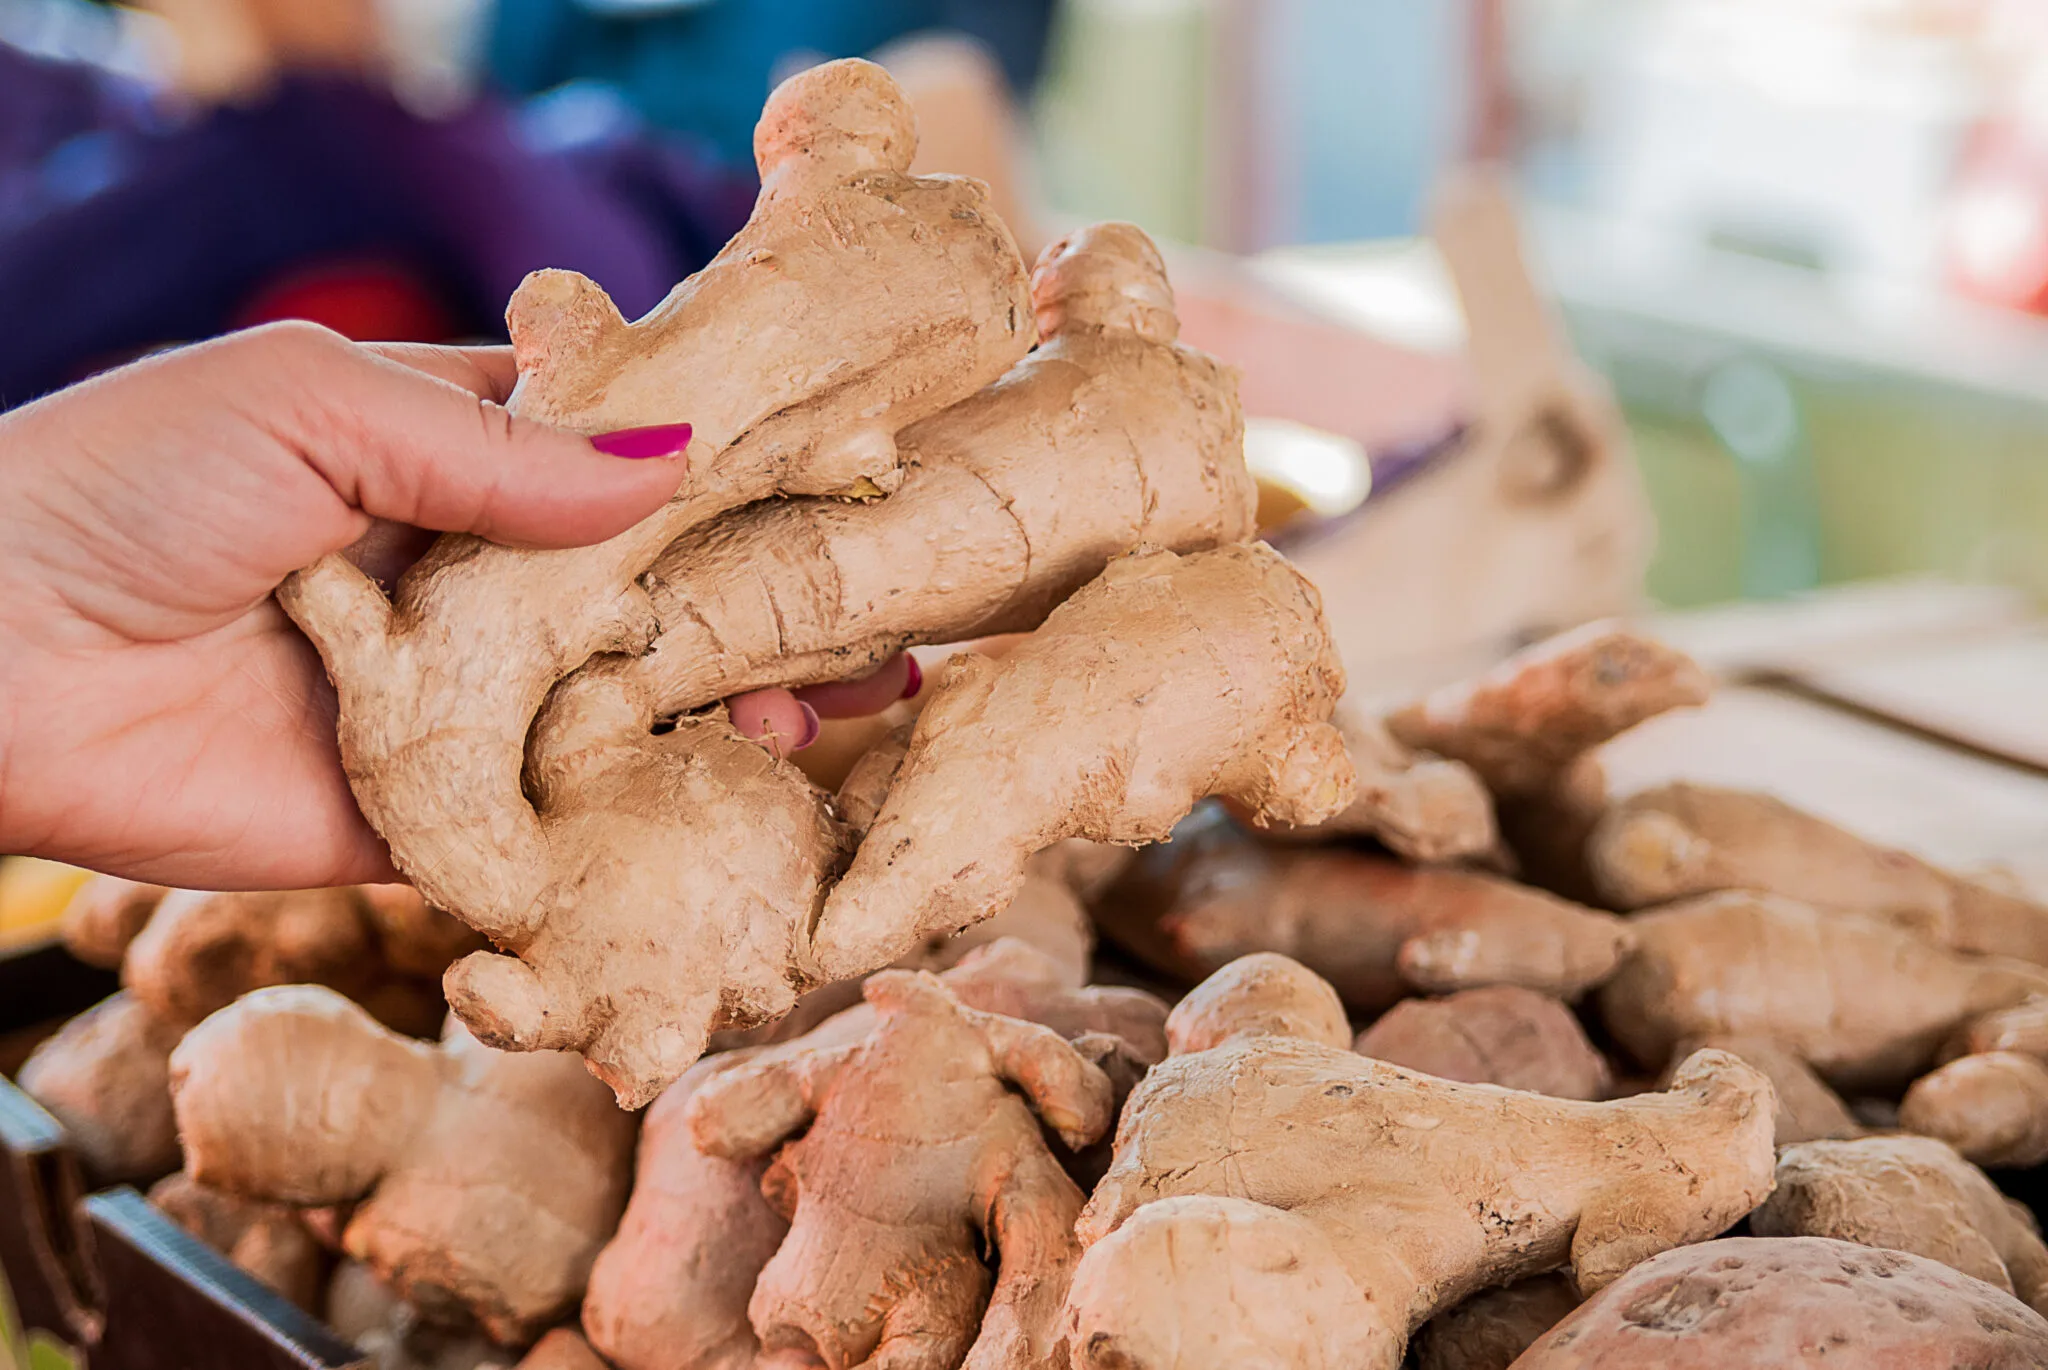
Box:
<box><xmin>1781</xmin><ymin>631</ymin><xmax>2048</xmax><ymax>774</ymax></box>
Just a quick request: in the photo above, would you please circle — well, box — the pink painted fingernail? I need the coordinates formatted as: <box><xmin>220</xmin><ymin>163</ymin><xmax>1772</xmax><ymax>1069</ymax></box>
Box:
<box><xmin>590</xmin><ymin>423</ymin><xmax>692</xmax><ymax>459</ymax></box>
<box><xmin>794</xmin><ymin>701</ymin><xmax>821</xmax><ymax>750</ymax></box>
<box><xmin>900</xmin><ymin>656</ymin><xmax>923</xmax><ymax>700</ymax></box>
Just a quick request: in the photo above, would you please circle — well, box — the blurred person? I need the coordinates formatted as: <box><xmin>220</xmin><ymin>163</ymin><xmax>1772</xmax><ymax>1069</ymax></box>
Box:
<box><xmin>0</xmin><ymin>324</ymin><xmax>912</xmax><ymax>889</ymax></box>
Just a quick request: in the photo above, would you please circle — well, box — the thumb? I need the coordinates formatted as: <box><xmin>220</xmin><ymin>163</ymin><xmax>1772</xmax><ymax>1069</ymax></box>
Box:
<box><xmin>263</xmin><ymin>323</ymin><xmax>689</xmax><ymax>549</ymax></box>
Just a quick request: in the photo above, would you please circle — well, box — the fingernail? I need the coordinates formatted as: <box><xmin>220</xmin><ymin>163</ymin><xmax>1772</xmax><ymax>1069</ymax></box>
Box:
<box><xmin>590</xmin><ymin>422</ymin><xmax>692</xmax><ymax>459</ymax></box>
<box><xmin>795</xmin><ymin>701</ymin><xmax>821</xmax><ymax>750</ymax></box>
<box><xmin>900</xmin><ymin>655</ymin><xmax>923</xmax><ymax>700</ymax></box>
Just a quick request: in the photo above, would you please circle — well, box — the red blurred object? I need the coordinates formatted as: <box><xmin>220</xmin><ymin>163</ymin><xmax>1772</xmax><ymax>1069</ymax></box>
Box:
<box><xmin>229</xmin><ymin>259</ymin><xmax>456</xmax><ymax>341</ymax></box>
<box><xmin>1946</xmin><ymin>115</ymin><xmax>2048</xmax><ymax>314</ymax></box>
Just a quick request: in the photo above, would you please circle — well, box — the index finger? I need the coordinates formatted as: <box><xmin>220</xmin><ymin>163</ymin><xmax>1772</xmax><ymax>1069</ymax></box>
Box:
<box><xmin>364</xmin><ymin>343</ymin><xmax>520</xmax><ymax>404</ymax></box>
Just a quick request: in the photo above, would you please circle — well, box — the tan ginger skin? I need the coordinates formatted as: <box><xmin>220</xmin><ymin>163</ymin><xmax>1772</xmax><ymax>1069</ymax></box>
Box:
<box><xmin>1596</xmin><ymin>891</ymin><xmax>2048</xmax><ymax>1093</ymax></box>
<box><xmin>1508</xmin><ymin>1237</ymin><xmax>2048</xmax><ymax>1369</ymax></box>
<box><xmin>149</xmin><ymin>1171</ymin><xmax>329</xmax><ymax>1313</ymax></box>
<box><xmin>1901</xmin><ymin>1050</ymin><xmax>2048</xmax><ymax>1169</ymax></box>
<box><xmin>1589</xmin><ymin>781</ymin><xmax>2048</xmax><ymax>964</ymax></box>
<box><xmin>585</xmin><ymin>938</ymin><xmax>1165</xmax><ymax>1370</ymax></box>
<box><xmin>1058</xmin><ymin>954</ymin><xmax>1776</xmax><ymax>1370</ymax></box>
<box><xmin>276</xmin><ymin>56</ymin><xmax>1031</xmax><ymax>966</ymax></box>
<box><xmin>811</xmin><ymin>542</ymin><xmax>1357</xmax><ymax>979</ymax></box>
<box><xmin>1096</xmin><ymin>807</ymin><xmax>1632</xmax><ymax>1013</ymax></box>
<box><xmin>1385</xmin><ymin>622</ymin><xmax>1710</xmax><ymax>801</ymax></box>
<box><xmin>614</xmin><ymin>219</ymin><xmax>1256</xmax><ymax>715</ymax></box>
<box><xmin>1411</xmin><ymin>1275</ymin><xmax>1579</xmax><ymax>1370</ymax></box>
<box><xmin>1280</xmin><ymin>709</ymin><xmax>1501</xmax><ymax>864</ymax></box>
<box><xmin>1750</xmin><ymin>1135</ymin><xmax>2048</xmax><ymax>1314</ymax></box>
<box><xmin>1354</xmin><ymin>985</ymin><xmax>1612</xmax><ymax>1100</ymax></box>
<box><xmin>169</xmin><ymin>986</ymin><xmax>635</xmax><ymax>1344</ymax></box>
<box><xmin>57</xmin><ymin>874</ymin><xmax>166</xmax><ymax>968</ymax></box>
<box><xmin>17</xmin><ymin>991</ymin><xmax>183</xmax><ymax>1182</ymax></box>
<box><xmin>1662</xmin><ymin>1034</ymin><xmax>1862</xmax><ymax>1145</ymax></box>
<box><xmin>685</xmin><ymin>969</ymin><xmax>1116</xmax><ymax>1370</ymax></box>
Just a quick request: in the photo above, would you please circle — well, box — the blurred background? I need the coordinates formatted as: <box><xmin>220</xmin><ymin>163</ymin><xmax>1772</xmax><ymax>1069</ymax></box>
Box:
<box><xmin>8</xmin><ymin>0</ymin><xmax>2048</xmax><ymax>613</ymax></box>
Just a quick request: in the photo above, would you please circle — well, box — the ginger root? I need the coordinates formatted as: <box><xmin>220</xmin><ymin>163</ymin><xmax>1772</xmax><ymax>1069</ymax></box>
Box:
<box><xmin>16</xmin><ymin>990</ymin><xmax>182</xmax><ymax>1183</ymax></box>
<box><xmin>1384</xmin><ymin>622</ymin><xmax>1710</xmax><ymax>802</ymax></box>
<box><xmin>1096</xmin><ymin>807</ymin><xmax>1632</xmax><ymax>1013</ymax></box>
<box><xmin>1589</xmin><ymin>782</ymin><xmax>2048</xmax><ymax>963</ymax></box>
<box><xmin>57</xmin><ymin>874</ymin><xmax>166</xmax><ymax>968</ymax></box>
<box><xmin>811</xmin><ymin>542</ymin><xmax>1357</xmax><ymax>979</ymax></box>
<box><xmin>1509</xmin><ymin>1237</ymin><xmax>2048</xmax><ymax>1368</ymax></box>
<box><xmin>1662</xmin><ymin>1034</ymin><xmax>1861</xmax><ymax>1145</ymax></box>
<box><xmin>686</xmin><ymin>968</ymin><xmax>1115</xmax><ymax>1370</ymax></box>
<box><xmin>619</xmin><ymin>219</ymin><xmax>1255</xmax><ymax>715</ymax></box>
<box><xmin>1900</xmin><ymin>1050</ymin><xmax>2048</xmax><ymax>1169</ymax></box>
<box><xmin>585</xmin><ymin>938</ymin><xmax>1163</xmax><ymax>1370</ymax></box>
<box><xmin>277</xmin><ymin>56</ymin><xmax>1030</xmax><ymax>1013</ymax></box>
<box><xmin>1059</xmin><ymin>955</ymin><xmax>1776</xmax><ymax>1370</ymax></box>
<box><xmin>170</xmin><ymin>986</ymin><xmax>635</xmax><ymax>1344</ymax></box>
<box><xmin>1282</xmin><ymin>710</ymin><xmax>1500</xmax><ymax>864</ymax></box>
<box><xmin>1595</xmin><ymin>892</ymin><xmax>2048</xmax><ymax>1093</ymax></box>
<box><xmin>149</xmin><ymin>1170</ymin><xmax>329</xmax><ymax>1312</ymax></box>
<box><xmin>1750</xmin><ymin>1135</ymin><xmax>2048</xmax><ymax>1313</ymax></box>
<box><xmin>1411</xmin><ymin>1275</ymin><xmax>1579</xmax><ymax>1370</ymax></box>
<box><xmin>1354</xmin><ymin>985</ymin><xmax>1611</xmax><ymax>1100</ymax></box>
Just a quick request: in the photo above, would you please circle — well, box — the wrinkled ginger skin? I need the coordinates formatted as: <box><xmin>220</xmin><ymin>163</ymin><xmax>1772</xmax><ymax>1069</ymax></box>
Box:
<box><xmin>58</xmin><ymin>874</ymin><xmax>166</xmax><ymax>968</ymax></box>
<box><xmin>149</xmin><ymin>1171</ymin><xmax>329</xmax><ymax>1313</ymax></box>
<box><xmin>1589</xmin><ymin>782</ymin><xmax>2048</xmax><ymax>963</ymax></box>
<box><xmin>1900</xmin><ymin>1050</ymin><xmax>2048</xmax><ymax>1170</ymax></box>
<box><xmin>1355</xmin><ymin>986</ymin><xmax>1611</xmax><ymax>1100</ymax></box>
<box><xmin>447</xmin><ymin>706</ymin><xmax>847</xmax><ymax>1109</ymax></box>
<box><xmin>813</xmin><ymin>543</ymin><xmax>1356</xmax><ymax>979</ymax></box>
<box><xmin>170</xmin><ymin>986</ymin><xmax>635</xmax><ymax>1344</ymax></box>
<box><xmin>624</xmin><ymin>220</ymin><xmax>1256</xmax><ymax>714</ymax></box>
<box><xmin>1412</xmin><ymin>1275</ymin><xmax>1579</xmax><ymax>1370</ymax></box>
<box><xmin>276</xmin><ymin>57</ymin><xmax>1031</xmax><ymax>947</ymax></box>
<box><xmin>1596</xmin><ymin>891</ymin><xmax>2048</xmax><ymax>1093</ymax></box>
<box><xmin>687</xmin><ymin>970</ymin><xmax>1114</xmax><ymax>1370</ymax></box>
<box><xmin>1508</xmin><ymin>1238</ymin><xmax>2048</xmax><ymax>1369</ymax></box>
<box><xmin>1750</xmin><ymin>1135</ymin><xmax>2048</xmax><ymax>1314</ymax></box>
<box><xmin>1664</xmin><ymin>1034</ymin><xmax>1861</xmax><ymax>1145</ymax></box>
<box><xmin>17</xmin><ymin>991</ymin><xmax>183</xmax><ymax>1183</ymax></box>
<box><xmin>1097</xmin><ymin>810</ymin><xmax>1631</xmax><ymax>1013</ymax></box>
<box><xmin>1060</xmin><ymin>958</ymin><xmax>1776</xmax><ymax>1370</ymax></box>
<box><xmin>1384</xmin><ymin>622</ymin><xmax>1710</xmax><ymax>800</ymax></box>
<box><xmin>1285</xmin><ymin>711</ymin><xmax>1499</xmax><ymax>864</ymax></box>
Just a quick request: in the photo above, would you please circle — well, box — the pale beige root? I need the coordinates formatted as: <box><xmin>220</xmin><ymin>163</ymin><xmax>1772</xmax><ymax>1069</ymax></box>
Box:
<box><xmin>123</xmin><ymin>887</ymin><xmax>378</xmax><ymax>1028</ymax></box>
<box><xmin>170</xmin><ymin>986</ymin><xmax>635</xmax><ymax>1343</ymax></box>
<box><xmin>1162</xmin><ymin>953</ymin><xmax>1352</xmax><ymax>1056</ymax></box>
<box><xmin>148</xmin><ymin>1171</ymin><xmax>329</xmax><ymax>1312</ymax></box>
<box><xmin>1384</xmin><ymin>622</ymin><xmax>1710</xmax><ymax>801</ymax></box>
<box><xmin>486</xmin><ymin>1329</ymin><xmax>610</xmax><ymax>1370</ymax></box>
<box><xmin>16</xmin><ymin>991</ymin><xmax>182</xmax><ymax>1182</ymax></box>
<box><xmin>1951</xmin><ymin>994</ymin><xmax>2048</xmax><ymax>1059</ymax></box>
<box><xmin>358</xmin><ymin>885</ymin><xmax>486</xmax><ymax>979</ymax></box>
<box><xmin>1411</xmin><ymin>1275</ymin><xmax>1579</xmax><ymax>1370</ymax></box>
<box><xmin>1354</xmin><ymin>986</ymin><xmax>1611</xmax><ymax>1100</ymax></box>
<box><xmin>445</xmin><ymin>697</ymin><xmax>846</xmax><ymax>1108</ymax></box>
<box><xmin>1059</xmin><ymin>956</ymin><xmax>1776</xmax><ymax>1370</ymax></box>
<box><xmin>1663</xmin><ymin>1034</ymin><xmax>1861</xmax><ymax>1144</ymax></box>
<box><xmin>686</xmin><ymin>970</ymin><xmax>1114</xmax><ymax>1370</ymax></box>
<box><xmin>1588</xmin><ymin>781</ymin><xmax>2048</xmax><ymax>962</ymax></box>
<box><xmin>276</xmin><ymin>57</ymin><xmax>1031</xmax><ymax>950</ymax></box>
<box><xmin>814</xmin><ymin>544</ymin><xmax>1354</xmax><ymax>978</ymax></box>
<box><xmin>582</xmin><ymin>1056</ymin><xmax>787</xmax><ymax>1370</ymax></box>
<box><xmin>1095</xmin><ymin>809</ymin><xmax>1631</xmax><ymax>1014</ymax></box>
<box><xmin>589</xmin><ymin>939</ymin><xmax>1159</xmax><ymax>1370</ymax></box>
<box><xmin>1508</xmin><ymin>1237</ymin><xmax>2048</xmax><ymax>1369</ymax></box>
<box><xmin>1269</xmin><ymin>709</ymin><xmax>1500</xmax><ymax>865</ymax></box>
<box><xmin>621</xmin><ymin>219</ymin><xmax>1256</xmax><ymax>715</ymax></box>
<box><xmin>1595</xmin><ymin>891</ymin><xmax>2048</xmax><ymax>1093</ymax></box>
<box><xmin>1750</xmin><ymin>1135</ymin><xmax>2048</xmax><ymax>1314</ymax></box>
<box><xmin>57</xmin><ymin>875</ymin><xmax>166</xmax><ymax>968</ymax></box>
<box><xmin>326</xmin><ymin>1260</ymin><xmax>503</xmax><ymax>1370</ymax></box>
<box><xmin>1900</xmin><ymin>1050</ymin><xmax>2048</xmax><ymax>1169</ymax></box>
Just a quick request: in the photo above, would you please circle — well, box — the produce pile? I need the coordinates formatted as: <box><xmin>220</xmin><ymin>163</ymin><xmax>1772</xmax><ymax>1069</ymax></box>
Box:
<box><xmin>19</xmin><ymin>56</ymin><xmax>2048</xmax><ymax>1370</ymax></box>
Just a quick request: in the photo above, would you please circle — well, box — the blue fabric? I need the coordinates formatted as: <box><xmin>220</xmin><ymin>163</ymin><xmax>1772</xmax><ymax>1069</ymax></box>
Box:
<box><xmin>487</xmin><ymin>0</ymin><xmax>1055</xmax><ymax>168</ymax></box>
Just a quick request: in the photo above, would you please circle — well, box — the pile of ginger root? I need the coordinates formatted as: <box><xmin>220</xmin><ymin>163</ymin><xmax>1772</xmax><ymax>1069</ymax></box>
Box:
<box><xmin>17</xmin><ymin>54</ymin><xmax>2048</xmax><ymax>1370</ymax></box>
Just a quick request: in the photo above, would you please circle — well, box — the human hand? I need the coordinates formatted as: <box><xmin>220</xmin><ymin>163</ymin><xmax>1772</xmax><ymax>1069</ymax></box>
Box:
<box><xmin>0</xmin><ymin>323</ymin><xmax>912</xmax><ymax>890</ymax></box>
